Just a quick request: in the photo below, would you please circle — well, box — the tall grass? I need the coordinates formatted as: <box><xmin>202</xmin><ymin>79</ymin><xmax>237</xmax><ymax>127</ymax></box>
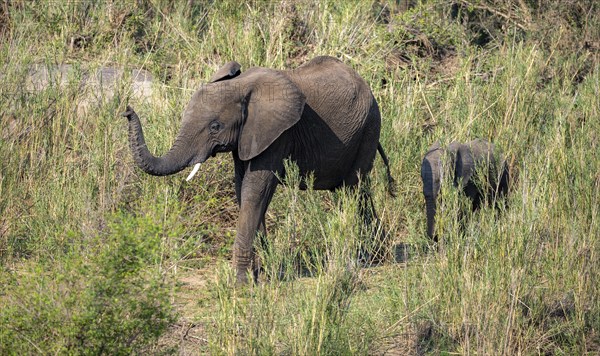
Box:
<box><xmin>209</xmin><ymin>163</ymin><xmax>366</xmax><ymax>354</ymax></box>
<box><xmin>0</xmin><ymin>0</ymin><xmax>598</xmax><ymax>354</ymax></box>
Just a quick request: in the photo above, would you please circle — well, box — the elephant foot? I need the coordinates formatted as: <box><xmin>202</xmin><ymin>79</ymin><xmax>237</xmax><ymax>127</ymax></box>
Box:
<box><xmin>354</xmin><ymin>221</ymin><xmax>388</xmax><ymax>267</ymax></box>
<box><xmin>233</xmin><ymin>248</ymin><xmax>255</xmax><ymax>285</ymax></box>
<box><xmin>357</xmin><ymin>235</ymin><xmax>389</xmax><ymax>267</ymax></box>
<box><xmin>252</xmin><ymin>252</ymin><xmax>263</xmax><ymax>282</ymax></box>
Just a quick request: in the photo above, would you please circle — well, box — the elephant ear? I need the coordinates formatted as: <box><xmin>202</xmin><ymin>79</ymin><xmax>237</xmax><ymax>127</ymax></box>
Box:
<box><xmin>469</xmin><ymin>138</ymin><xmax>498</xmax><ymax>184</ymax></box>
<box><xmin>455</xmin><ymin>144</ymin><xmax>475</xmax><ymax>189</ymax></box>
<box><xmin>426</xmin><ymin>141</ymin><xmax>442</xmax><ymax>153</ymax></box>
<box><xmin>447</xmin><ymin>141</ymin><xmax>461</xmax><ymax>158</ymax></box>
<box><xmin>456</xmin><ymin>139</ymin><xmax>495</xmax><ymax>188</ymax></box>
<box><xmin>238</xmin><ymin>69</ymin><xmax>305</xmax><ymax>161</ymax></box>
<box><xmin>421</xmin><ymin>142</ymin><xmax>443</xmax><ymax>196</ymax></box>
<box><xmin>210</xmin><ymin>61</ymin><xmax>242</xmax><ymax>82</ymax></box>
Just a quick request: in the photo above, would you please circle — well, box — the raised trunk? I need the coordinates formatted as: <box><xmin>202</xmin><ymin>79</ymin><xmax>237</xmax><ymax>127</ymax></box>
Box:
<box><xmin>124</xmin><ymin>108</ymin><xmax>195</xmax><ymax>176</ymax></box>
<box><xmin>425</xmin><ymin>195</ymin><xmax>437</xmax><ymax>239</ymax></box>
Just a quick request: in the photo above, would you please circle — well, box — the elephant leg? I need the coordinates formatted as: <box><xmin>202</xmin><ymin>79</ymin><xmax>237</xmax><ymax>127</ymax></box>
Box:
<box><xmin>234</xmin><ymin>169</ymin><xmax>278</xmax><ymax>284</ymax></box>
<box><xmin>233</xmin><ymin>152</ymin><xmax>244</xmax><ymax>207</ymax></box>
<box><xmin>471</xmin><ymin>193</ymin><xmax>483</xmax><ymax>211</ymax></box>
<box><xmin>355</xmin><ymin>177</ymin><xmax>389</xmax><ymax>265</ymax></box>
<box><xmin>350</xmin><ymin>128</ymin><xmax>387</xmax><ymax>264</ymax></box>
<box><xmin>496</xmin><ymin>162</ymin><xmax>510</xmax><ymax>210</ymax></box>
<box><xmin>357</xmin><ymin>177</ymin><xmax>378</xmax><ymax>233</ymax></box>
<box><xmin>463</xmin><ymin>182</ymin><xmax>482</xmax><ymax>211</ymax></box>
<box><xmin>252</xmin><ymin>218</ymin><xmax>267</xmax><ymax>281</ymax></box>
<box><xmin>233</xmin><ymin>152</ymin><xmax>267</xmax><ymax>280</ymax></box>
<box><xmin>342</xmin><ymin>126</ymin><xmax>380</xmax><ymax>232</ymax></box>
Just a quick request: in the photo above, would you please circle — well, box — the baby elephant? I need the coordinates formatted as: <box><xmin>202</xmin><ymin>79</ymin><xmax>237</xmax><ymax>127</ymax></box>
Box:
<box><xmin>420</xmin><ymin>139</ymin><xmax>510</xmax><ymax>240</ymax></box>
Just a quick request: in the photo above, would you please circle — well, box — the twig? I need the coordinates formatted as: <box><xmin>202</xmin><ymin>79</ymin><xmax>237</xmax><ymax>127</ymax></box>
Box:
<box><xmin>458</xmin><ymin>0</ymin><xmax>528</xmax><ymax>31</ymax></box>
<box><xmin>14</xmin><ymin>331</ymin><xmax>44</xmax><ymax>354</ymax></box>
<box><xmin>182</xmin><ymin>321</ymin><xmax>197</xmax><ymax>340</ymax></box>
<box><xmin>416</xmin><ymin>72</ymin><xmax>436</xmax><ymax>125</ymax></box>
<box><xmin>382</xmin><ymin>294</ymin><xmax>440</xmax><ymax>336</ymax></box>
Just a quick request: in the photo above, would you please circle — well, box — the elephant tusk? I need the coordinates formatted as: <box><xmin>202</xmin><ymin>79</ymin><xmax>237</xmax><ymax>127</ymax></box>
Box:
<box><xmin>186</xmin><ymin>163</ymin><xmax>201</xmax><ymax>181</ymax></box>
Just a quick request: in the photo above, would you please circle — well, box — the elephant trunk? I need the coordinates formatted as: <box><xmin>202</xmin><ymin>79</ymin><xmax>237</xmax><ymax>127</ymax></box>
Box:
<box><xmin>425</xmin><ymin>195</ymin><xmax>437</xmax><ymax>240</ymax></box>
<box><xmin>122</xmin><ymin>106</ymin><xmax>196</xmax><ymax>176</ymax></box>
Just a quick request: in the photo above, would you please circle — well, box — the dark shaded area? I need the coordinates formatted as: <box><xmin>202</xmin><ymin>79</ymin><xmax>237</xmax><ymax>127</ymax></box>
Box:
<box><xmin>393</xmin><ymin>242</ymin><xmax>414</xmax><ymax>263</ymax></box>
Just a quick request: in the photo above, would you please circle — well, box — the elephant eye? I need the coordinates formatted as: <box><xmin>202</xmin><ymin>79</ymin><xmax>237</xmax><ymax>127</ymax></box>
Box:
<box><xmin>209</xmin><ymin>121</ymin><xmax>222</xmax><ymax>134</ymax></box>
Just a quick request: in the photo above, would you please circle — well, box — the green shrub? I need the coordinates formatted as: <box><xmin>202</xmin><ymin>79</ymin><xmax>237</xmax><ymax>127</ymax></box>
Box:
<box><xmin>0</xmin><ymin>214</ymin><xmax>175</xmax><ymax>354</ymax></box>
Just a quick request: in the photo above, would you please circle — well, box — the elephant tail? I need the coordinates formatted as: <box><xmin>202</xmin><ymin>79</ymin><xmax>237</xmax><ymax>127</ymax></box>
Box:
<box><xmin>377</xmin><ymin>143</ymin><xmax>397</xmax><ymax>197</ymax></box>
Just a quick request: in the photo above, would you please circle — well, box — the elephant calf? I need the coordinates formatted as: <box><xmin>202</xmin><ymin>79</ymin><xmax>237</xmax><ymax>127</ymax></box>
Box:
<box><xmin>420</xmin><ymin>139</ymin><xmax>510</xmax><ymax>240</ymax></box>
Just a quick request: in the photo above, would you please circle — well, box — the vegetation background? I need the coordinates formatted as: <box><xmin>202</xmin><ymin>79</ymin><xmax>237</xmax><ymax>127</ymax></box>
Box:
<box><xmin>0</xmin><ymin>0</ymin><xmax>598</xmax><ymax>354</ymax></box>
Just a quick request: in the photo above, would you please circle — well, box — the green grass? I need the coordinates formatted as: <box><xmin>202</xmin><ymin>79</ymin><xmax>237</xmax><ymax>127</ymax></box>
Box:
<box><xmin>1</xmin><ymin>0</ymin><xmax>598</xmax><ymax>354</ymax></box>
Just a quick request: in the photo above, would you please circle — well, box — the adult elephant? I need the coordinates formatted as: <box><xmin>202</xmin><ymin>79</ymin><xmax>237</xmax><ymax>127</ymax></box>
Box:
<box><xmin>121</xmin><ymin>56</ymin><xmax>395</xmax><ymax>284</ymax></box>
<box><xmin>421</xmin><ymin>139</ymin><xmax>509</xmax><ymax>240</ymax></box>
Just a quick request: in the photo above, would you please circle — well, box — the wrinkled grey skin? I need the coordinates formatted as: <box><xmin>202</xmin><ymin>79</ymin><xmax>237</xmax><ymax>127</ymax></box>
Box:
<box><xmin>420</xmin><ymin>141</ymin><xmax>460</xmax><ymax>240</ymax></box>
<box><xmin>121</xmin><ymin>56</ymin><xmax>395</xmax><ymax>284</ymax></box>
<box><xmin>455</xmin><ymin>139</ymin><xmax>510</xmax><ymax>210</ymax></box>
<box><xmin>421</xmin><ymin>139</ymin><xmax>509</xmax><ymax>240</ymax></box>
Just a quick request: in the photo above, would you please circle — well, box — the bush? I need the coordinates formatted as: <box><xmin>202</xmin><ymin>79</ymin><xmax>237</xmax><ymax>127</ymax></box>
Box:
<box><xmin>0</xmin><ymin>214</ymin><xmax>175</xmax><ymax>354</ymax></box>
